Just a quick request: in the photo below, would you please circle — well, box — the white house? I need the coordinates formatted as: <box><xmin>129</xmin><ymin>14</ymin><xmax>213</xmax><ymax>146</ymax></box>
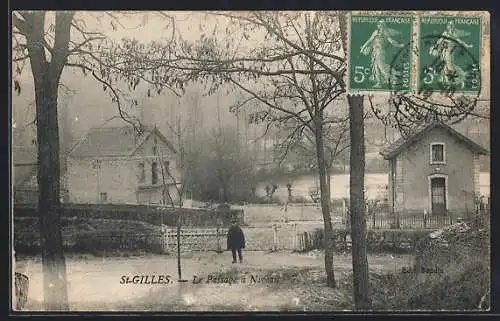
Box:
<box><xmin>66</xmin><ymin>119</ymin><xmax>181</xmax><ymax>205</ymax></box>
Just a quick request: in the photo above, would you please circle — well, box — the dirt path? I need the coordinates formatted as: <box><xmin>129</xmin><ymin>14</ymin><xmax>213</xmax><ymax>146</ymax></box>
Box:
<box><xmin>16</xmin><ymin>251</ymin><xmax>411</xmax><ymax>311</ymax></box>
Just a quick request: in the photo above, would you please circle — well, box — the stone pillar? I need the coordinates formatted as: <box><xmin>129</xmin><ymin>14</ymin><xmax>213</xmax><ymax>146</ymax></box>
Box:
<box><xmin>161</xmin><ymin>224</ymin><xmax>169</xmax><ymax>254</ymax></box>
<box><xmin>272</xmin><ymin>224</ymin><xmax>279</xmax><ymax>251</ymax></box>
<box><xmin>293</xmin><ymin>223</ymin><xmax>298</xmax><ymax>251</ymax></box>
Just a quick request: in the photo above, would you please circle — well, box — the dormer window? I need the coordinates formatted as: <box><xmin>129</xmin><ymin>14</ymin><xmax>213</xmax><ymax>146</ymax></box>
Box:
<box><xmin>163</xmin><ymin>160</ymin><xmax>170</xmax><ymax>175</ymax></box>
<box><xmin>430</xmin><ymin>143</ymin><xmax>445</xmax><ymax>164</ymax></box>
<box><xmin>152</xmin><ymin>161</ymin><xmax>158</xmax><ymax>185</ymax></box>
<box><xmin>138</xmin><ymin>162</ymin><xmax>145</xmax><ymax>183</ymax></box>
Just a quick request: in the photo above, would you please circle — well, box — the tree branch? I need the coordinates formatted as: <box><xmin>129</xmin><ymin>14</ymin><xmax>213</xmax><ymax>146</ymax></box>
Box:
<box><xmin>13</xmin><ymin>54</ymin><xmax>30</xmax><ymax>62</ymax></box>
<box><xmin>227</xmin><ymin>76</ymin><xmax>314</xmax><ymax>132</ymax></box>
<box><xmin>50</xmin><ymin>12</ymin><xmax>75</xmax><ymax>82</ymax></box>
<box><xmin>66</xmin><ymin>62</ymin><xmax>143</xmax><ymax>133</ymax></box>
<box><xmin>12</xmin><ymin>12</ymin><xmax>30</xmax><ymax>35</ymax></box>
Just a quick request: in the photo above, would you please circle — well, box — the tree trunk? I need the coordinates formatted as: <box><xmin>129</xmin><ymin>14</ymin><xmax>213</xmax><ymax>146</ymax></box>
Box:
<box><xmin>177</xmin><ymin>223</ymin><xmax>183</xmax><ymax>280</ymax></box>
<box><xmin>314</xmin><ymin>113</ymin><xmax>336</xmax><ymax>288</ymax></box>
<box><xmin>348</xmin><ymin>94</ymin><xmax>371</xmax><ymax>310</ymax></box>
<box><xmin>25</xmin><ymin>11</ymin><xmax>73</xmax><ymax>311</ymax></box>
<box><xmin>34</xmin><ymin>74</ymin><xmax>69</xmax><ymax>311</ymax></box>
<box><xmin>221</xmin><ymin>181</ymin><xmax>229</xmax><ymax>203</ymax></box>
<box><xmin>326</xmin><ymin>167</ymin><xmax>331</xmax><ymax>198</ymax></box>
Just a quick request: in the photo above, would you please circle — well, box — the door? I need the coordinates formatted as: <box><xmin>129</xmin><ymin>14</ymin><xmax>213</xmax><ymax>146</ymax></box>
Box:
<box><xmin>431</xmin><ymin>177</ymin><xmax>447</xmax><ymax>215</ymax></box>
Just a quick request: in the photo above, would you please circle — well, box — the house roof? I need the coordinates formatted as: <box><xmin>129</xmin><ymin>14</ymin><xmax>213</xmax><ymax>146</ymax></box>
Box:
<box><xmin>12</xmin><ymin>146</ymin><xmax>70</xmax><ymax>188</ymax></box>
<box><xmin>69</xmin><ymin>122</ymin><xmax>177</xmax><ymax>158</ymax></box>
<box><xmin>380</xmin><ymin>121</ymin><xmax>489</xmax><ymax>160</ymax></box>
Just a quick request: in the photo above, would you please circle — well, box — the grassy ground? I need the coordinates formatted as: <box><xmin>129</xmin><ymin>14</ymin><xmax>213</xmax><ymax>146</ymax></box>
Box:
<box><xmin>16</xmin><ymin>250</ymin><xmax>411</xmax><ymax>311</ymax></box>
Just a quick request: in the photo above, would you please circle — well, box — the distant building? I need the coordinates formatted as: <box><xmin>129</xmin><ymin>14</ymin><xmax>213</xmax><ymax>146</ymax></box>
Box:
<box><xmin>380</xmin><ymin>121</ymin><xmax>488</xmax><ymax>217</ymax></box>
<box><xmin>12</xmin><ymin>147</ymin><xmax>38</xmax><ymax>204</ymax></box>
<box><xmin>67</xmin><ymin>121</ymin><xmax>180</xmax><ymax>205</ymax></box>
<box><xmin>12</xmin><ymin>147</ymin><xmax>69</xmax><ymax>204</ymax></box>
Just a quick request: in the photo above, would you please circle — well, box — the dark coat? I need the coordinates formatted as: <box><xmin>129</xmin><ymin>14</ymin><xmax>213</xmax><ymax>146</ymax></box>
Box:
<box><xmin>227</xmin><ymin>225</ymin><xmax>245</xmax><ymax>249</ymax></box>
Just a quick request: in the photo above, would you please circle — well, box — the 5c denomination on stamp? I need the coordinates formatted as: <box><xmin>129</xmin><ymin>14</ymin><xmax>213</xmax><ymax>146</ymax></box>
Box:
<box><xmin>418</xmin><ymin>15</ymin><xmax>481</xmax><ymax>94</ymax></box>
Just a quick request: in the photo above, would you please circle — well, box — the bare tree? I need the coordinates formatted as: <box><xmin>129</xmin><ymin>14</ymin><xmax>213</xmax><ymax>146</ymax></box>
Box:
<box><xmin>142</xmin><ymin>11</ymin><xmax>346</xmax><ymax>288</ymax></box>
<box><xmin>11</xmin><ymin>11</ymin><xmax>179</xmax><ymax>310</ymax></box>
<box><xmin>109</xmin><ymin>10</ymin><xmax>485</xmax><ymax>309</ymax></box>
<box><xmin>337</xmin><ymin>10</ymin><xmax>486</xmax><ymax>310</ymax></box>
<box><xmin>189</xmin><ymin>125</ymin><xmax>255</xmax><ymax>202</ymax></box>
<box><xmin>275</xmin><ymin>110</ymin><xmax>353</xmax><ymax>193</ymax></box>
<box><xmin>333</xmin><ymin>12</ymin><xmax>371</xmax><ymax>310</ymax></box>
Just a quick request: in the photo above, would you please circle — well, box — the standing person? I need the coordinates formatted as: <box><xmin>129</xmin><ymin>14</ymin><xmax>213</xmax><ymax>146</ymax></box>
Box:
<box><xmin>227</xmin><ymin>219</ymin><xmax>245</xmax><ymax>263</ymax></box>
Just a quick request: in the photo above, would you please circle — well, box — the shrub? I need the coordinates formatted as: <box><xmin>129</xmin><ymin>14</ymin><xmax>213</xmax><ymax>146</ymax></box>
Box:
<box><xmin>356</xmin><ymin>220</ymin><xmax>491</xmax><ymax>310</ymax></box>
<box><xmin>330</xmin><ymin>229</ymin><xmax>430</xmax><ymax>254</ymax></box>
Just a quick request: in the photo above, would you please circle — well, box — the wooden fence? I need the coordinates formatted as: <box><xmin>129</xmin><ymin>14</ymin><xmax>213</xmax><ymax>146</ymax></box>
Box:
<box><xmin>14</xmin><ymin>217</ymin><xmax>314</xmax><ymax>254</ymax></box>
<box><xmin>299</xmin><ymin>209</ymin><xmax>491</xmax><ymax>253</ymax></box>
<box><xmin>94</xmin><ymin>207</ymin><xmax>490</xmax><ymax>253</ymax></box>
<box><xmin>160</xmin><ymin>224</ymin><xmax>305</xmax><ymax>253</ymax></box>
<box><xmin>345</xmin><ymin>209</ymin><xmax>489</xmax><ymax>230</ymax></box>
<box><xmin>367</xmin><ymin>211</ymin><xmax>457</xmax><ymax>230</ymax></box>
<box><xmin>371</xmin><ymin>209</ymin><xmax>489</xmax><ymax>230</ymax></box>
<box><xmin>297</xmin><ymin>229</ymin><xmax>324</xmax><ymax>252</ymax></box>
<box><xmin>69</xmin><ymin>208</ymin><xmax>490</xmax><ymax>254</ymax></box>
<box><xmin>65</xmin><ymin>225</ymin><xmax>304</xmax><ymax>254</ymax></box>
<box><xmin>343</xmin><ymin>196</ymin><xmax>490</xmax><ymax>230</ymax></box>
<box><xmin>161</xmin><ymin>227</ymin><xmax>229</xmax><ymax>252</ymax></box>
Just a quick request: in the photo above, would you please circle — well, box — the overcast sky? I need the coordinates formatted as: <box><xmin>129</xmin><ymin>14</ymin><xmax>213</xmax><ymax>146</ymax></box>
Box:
<box><xmin>12</xmin><ymin>12</ymin><xmax>275</xmax><ymax>144</ymax></box>
<box><xmin>11</xmin><ymin>11</ymin><xmax>490</xmax><ymax>147</ymax></box>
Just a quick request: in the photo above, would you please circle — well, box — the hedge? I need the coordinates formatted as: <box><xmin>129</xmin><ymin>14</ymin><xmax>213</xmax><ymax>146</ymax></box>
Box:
<box><xmin>14</xmin><ymin>216</ymin><xmax>165</xmax><ymax>255</ymax></box>
<box><xmin>14</xmin><ymin>203</ymin><xmax>244</xmax><ymax>227</ymax></box>
<box><xmin>298</xmin><ymin>228</ymin><xmax>431</xmax><ymax>254</ymax></box>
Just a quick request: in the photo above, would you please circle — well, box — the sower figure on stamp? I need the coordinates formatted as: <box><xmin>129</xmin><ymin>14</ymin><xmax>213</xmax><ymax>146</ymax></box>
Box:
<box><xmin>227</xmin><ymin>219</ymin><xmax>245</xmax><ymax>263</ymax></box>
<box><xmin>429</xmin><ymin>20</ymin><xmax>473</xmax><ymax>88</ymax></box>
<box><xmin>360</xmin><ymin>19</ymin><xmax>405</xmax><ymax>88</ymax></box>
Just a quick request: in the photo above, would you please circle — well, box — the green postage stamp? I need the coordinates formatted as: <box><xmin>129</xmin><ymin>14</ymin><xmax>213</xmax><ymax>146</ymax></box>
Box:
<box><xmin>418</xmin><ymin>16</ymin><xmax>482</xmax><ymax>94</ymax></box>
<box><xmin>348</xmin><ymin>14</ymin><xmax>413</xmax><ymax>93</ymax></box>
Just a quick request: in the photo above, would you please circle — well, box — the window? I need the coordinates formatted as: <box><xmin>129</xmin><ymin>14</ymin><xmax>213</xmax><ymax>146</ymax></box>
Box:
<box><xmin>138</xmin><ymin>162</ymin><xmax>145</xmax><ymax>183</ymax></box>
<box><xmin>152</xmin><ymin>162</ymin><xmax>158</xmax><ymax>185</ymax></box>
<box><xmin>430</xmin><ymin>143</ymin><xmax>445</xmax><ymax>164</ymax></box>
<box><xmin>163</xmin><ymin>160</ymin><xmax>170</xmax><ymax>175</ymax></box>
<box><xmin>91</xmin><ymin>159</ymin><xmax>101</xmax><ymax>169</ymax></box>
<box><xmin>100</xmin><ymin>192</ymin><xmax>108</xmax><ymax>203</ymax></box>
